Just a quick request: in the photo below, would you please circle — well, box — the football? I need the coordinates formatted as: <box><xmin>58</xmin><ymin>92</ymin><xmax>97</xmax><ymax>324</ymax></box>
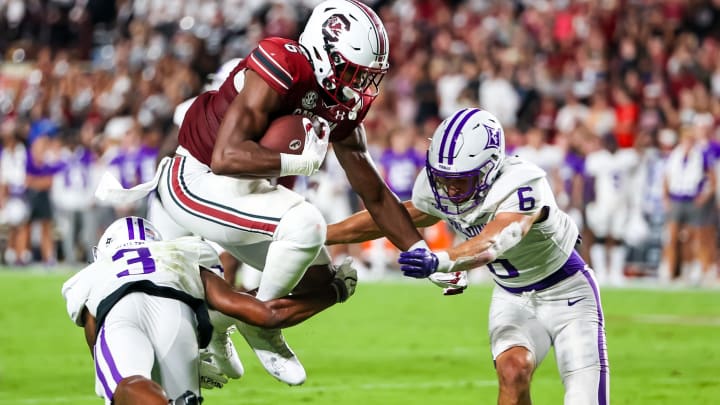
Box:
<box><xmin>259</xmin><ymin>115</ymin><xmax>310</xmax><ymax>155</ymax></box>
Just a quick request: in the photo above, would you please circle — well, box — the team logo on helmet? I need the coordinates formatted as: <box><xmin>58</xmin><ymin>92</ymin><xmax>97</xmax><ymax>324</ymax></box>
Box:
<box><xmin>484</xmin><ymin>125</ymin><xmax>502</xmax><ymax>150</ymax></box>
<box><xmin>322</xmin><ymin>14</ymin><xmax>351</xmax><ymax>43</ymax></box>
<box><xmin>301</xmin><ymin>91</ymin><xmax>318</xmax><ymax>109</ymax></box>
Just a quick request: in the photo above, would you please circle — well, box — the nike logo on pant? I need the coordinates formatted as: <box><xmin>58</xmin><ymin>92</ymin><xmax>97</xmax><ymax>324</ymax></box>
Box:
<box><xmin>567</xmin><ymin>297</ymin><xmax>586</xmax><ymax>306</ymax></box>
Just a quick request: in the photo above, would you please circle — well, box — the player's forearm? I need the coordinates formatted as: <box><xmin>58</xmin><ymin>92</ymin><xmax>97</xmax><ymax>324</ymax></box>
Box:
<box><xmin>439</xmin><ymin>214</ymin><xmax>533</xmax><ymax>272</ymax></box>
<box><xmin>211</xmin><ymin>139</ymin><xmax>283</xmax><ymax>177</ymax></box>
<box><xmin>202</xmin><ymin>269</ymin><xmax>334</xmax><ymax>328</ymax></box>
<box><xmin>82</xmin><ymin>309</ymin><xmax>97</xmax><ymax>357</ymax></box>
<box><xmin>364</xmin><ymin>190</ymin><xmax>424</xmax><ymax>251</ymax></box>
<box><xmin>264</xmin><ymin>290</ymin><xmax>336</xmax><ymax>328</ymax></box>
<box><xmin>326</xmin><ymin>210</ymin><xmax>385</xmax><ymax>245</ymax></box>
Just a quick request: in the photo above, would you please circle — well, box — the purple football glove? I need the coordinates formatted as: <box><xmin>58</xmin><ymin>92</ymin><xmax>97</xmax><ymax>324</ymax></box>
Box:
<box><xmin>398</xmin><ymin>248</ymin><xmax>439</xmax><ymax>278</ymax></box>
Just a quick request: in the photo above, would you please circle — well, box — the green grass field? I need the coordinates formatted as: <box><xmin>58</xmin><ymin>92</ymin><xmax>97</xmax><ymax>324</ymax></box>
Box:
<box><xmin>0</xmin><ymin>269</ymin><xmax>719</xmax><ymax>404</ymax></box>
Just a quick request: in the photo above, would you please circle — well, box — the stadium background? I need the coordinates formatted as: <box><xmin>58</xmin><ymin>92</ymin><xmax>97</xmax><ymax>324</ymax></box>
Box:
<box><xmin>0</xmin><ymin>0</ymin><xmax>719</xmax><ymax>404</ymax></box>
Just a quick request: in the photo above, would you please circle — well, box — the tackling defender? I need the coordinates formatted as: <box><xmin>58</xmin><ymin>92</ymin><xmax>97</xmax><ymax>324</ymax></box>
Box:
<box><xmin>62</xmin><ymin>216</ymin><xmax>357</xmax><ymax>404</ymax></box>
<box><xmin>327</xmin><ymin>108</ymin><xmax>610</xmax><ymax>405</ymax></box>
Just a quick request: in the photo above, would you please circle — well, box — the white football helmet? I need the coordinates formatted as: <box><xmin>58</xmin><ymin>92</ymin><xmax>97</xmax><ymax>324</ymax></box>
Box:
<box><xmin>426</xmin><ymin>108</ymin><xmax>506</xmax><ymax>215</ymax></box>
<box><xmin>299</xmin><ymin>0</ymin><xmax>389</xmax><ymax>118</ymax></box>
<box><xmin>205</xmin><ymin>58</ymin><xmax>242</xmax><ymax>91</ymax></box>
<box><xmin>94</xmin><ymin>216</ymin><xmax>163</xmax><ymax>260</ymax></box>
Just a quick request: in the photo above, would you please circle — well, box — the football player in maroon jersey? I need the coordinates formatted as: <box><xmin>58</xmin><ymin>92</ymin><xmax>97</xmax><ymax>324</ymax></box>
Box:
<box><xmin>154</xmin><ymin>0</ymin><xmax>429</xmax><ymax>385</ymax></box>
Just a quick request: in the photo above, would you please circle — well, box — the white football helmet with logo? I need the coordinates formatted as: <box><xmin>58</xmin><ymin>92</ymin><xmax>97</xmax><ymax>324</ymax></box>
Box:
<box><xmin>426</xmin><ymin>108</ymin><xmax>506</xmax><ymax>215</ymax></box>
<box><xmin>299</xmin><ymin>0</ymin><xmax>389</xmax><ymax>118</ymax></box>
<box><xmin>94</xmin><ymin>216</ymin><xmax>163</xmax><ymax>260</ymax></box>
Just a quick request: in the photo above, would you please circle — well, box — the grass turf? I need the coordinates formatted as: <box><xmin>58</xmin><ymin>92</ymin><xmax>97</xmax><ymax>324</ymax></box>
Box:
<box><xmin>0</xmin><ymin>269</ymin><xmax>718</xmax><ymax>404</ymax></box>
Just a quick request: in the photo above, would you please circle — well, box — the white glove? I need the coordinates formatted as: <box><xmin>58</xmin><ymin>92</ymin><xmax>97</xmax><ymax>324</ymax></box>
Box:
<box><xmin>331</xmin><ymin>257</ymin><xmax>358</xmax><ymax>303</ymax></box>
<box><xmin>199</xmin><ymin>351</ymin><xmax>229</xmax><ymax>389</ymax></box>
<box><xmin>428</xmin><ymin>271</ymin><xmax>468</xmax><ymax>296</ymax></box>
<box><xmin>279</xmin><ymin>117</ymin><xmax>329</xmax><ymax>177</ymax></box>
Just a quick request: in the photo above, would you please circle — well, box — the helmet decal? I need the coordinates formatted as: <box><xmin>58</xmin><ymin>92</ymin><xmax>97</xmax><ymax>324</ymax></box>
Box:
<box><xmin>323</xmin><ymin>14</ymin><xmax>351</xmax><ymax>43</ymax></box>
<box><xmin>484</xmin><ymin>124</ymin><xmax>502</xmax><ymax>149</ymax></box>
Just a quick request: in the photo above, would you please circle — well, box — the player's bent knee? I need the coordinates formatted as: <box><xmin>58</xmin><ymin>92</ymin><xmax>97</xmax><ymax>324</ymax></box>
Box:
<box><xmin>496</xmin><ymin>347</ymin><xmax>534</xmax><ymax>387</ymax></box>
<box><xmin>275</xmin><ymin>202</ymin><xmax>327</xmax><ymax>248</ymax></box>
<box><xmin>293</xmin><ymin>264</ymin><xmax>334</xmax><ymax>294</ymax></box>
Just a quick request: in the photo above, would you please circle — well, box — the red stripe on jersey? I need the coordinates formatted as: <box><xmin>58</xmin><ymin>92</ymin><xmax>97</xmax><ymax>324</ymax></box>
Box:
<box><xmin>169</xmin><ymin>157</ymin><xmax>277</xmax><ymax>236</ymax></box>
<box><xmin>250</xmin><ymin>45</ymin><xmax>293</xmax><ymax>91</ymax></box>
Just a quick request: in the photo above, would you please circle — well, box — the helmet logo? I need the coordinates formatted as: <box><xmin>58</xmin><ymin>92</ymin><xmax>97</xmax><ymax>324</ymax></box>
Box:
<box><xmin>484</xmin><ymin>125</ymin><xmax>502</xmax><ymax>150</ymax></box>
<box><xmin>322</xmin><ymin>14</ymin><xmax>351</xmax><ymax>43</ymax></box>
<box><xmin>301</xmin><ymin>91</ymin><xmax>318</xmax><ymax>109</ymax></box>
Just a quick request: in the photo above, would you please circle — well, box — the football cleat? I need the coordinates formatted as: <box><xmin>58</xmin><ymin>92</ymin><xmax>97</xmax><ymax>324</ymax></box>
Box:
<box><xmin>204</xmin><ymin>327</ymin><xmax>244</xmax><ymax>379</ymax></box>
<box><xmin>235</xmin><ymin>322</ymin><xmax>306</xmax><ymax>385</ymax></box>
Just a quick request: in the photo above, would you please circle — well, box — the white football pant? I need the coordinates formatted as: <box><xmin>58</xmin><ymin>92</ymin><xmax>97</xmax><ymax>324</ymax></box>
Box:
<box><xmin>93</xmin><ymin>293</ymin><xmax>199</xmax><ymax>404</ymax></box>
<box><xmin>489</xmin><ymin>269</ymin><xmax>610</xmax><ymax>405</ymax></box>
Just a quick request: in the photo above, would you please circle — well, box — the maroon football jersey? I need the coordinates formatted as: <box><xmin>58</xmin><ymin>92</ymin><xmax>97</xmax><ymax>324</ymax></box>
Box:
<box><xmin>178</xmin><ymin>37</ymin><xmax>372</xmax><ymax>166</ymax></box>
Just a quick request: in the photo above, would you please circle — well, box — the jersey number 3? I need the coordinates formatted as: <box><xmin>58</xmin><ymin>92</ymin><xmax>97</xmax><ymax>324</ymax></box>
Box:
<box><xmin>113</xmin><ymin>247</ymin><xmax>156</xmax><ymax>277</ymax></box>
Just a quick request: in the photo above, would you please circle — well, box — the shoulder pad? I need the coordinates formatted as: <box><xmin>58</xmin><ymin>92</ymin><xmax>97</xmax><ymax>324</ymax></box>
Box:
<box><xmin>479</xmin><ymin>157</ymin><xmax>546</xmax><ymax>212</ymax></box>
<box><xmin>246</xmin><ymin>38</ymin><xmax>307</xmax><ymax>94</ymax></box>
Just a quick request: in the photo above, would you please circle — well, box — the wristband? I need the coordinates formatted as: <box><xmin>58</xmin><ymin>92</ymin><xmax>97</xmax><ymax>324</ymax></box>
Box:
<box><xmin>280</xmin><ymin>153</ymin><xmax>313</xmax><ymax>177</ymax></box>
<box><xmin>330</xmin><ymin>278</ymin><xmax>348</xmax><ymax>303</ymax></box>
<box><xmin>408</xmin><ymin>239</ymin><xmax>430</xmax><ymax>252</ymax></box>
<box><xmin>434</xmin><ymin>251</ymin><xmax>455</xmax><ymax>273</ymax></box>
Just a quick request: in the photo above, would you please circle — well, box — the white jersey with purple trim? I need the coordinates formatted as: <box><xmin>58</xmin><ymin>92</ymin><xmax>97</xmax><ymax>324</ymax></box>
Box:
<box><xmin>412</xmin><ymin>156</ymin><xmax>579</xmax><ymax>289</ymax></box>
<box><xmin>62</xmin><ymin>236</ymin><xmax>220</xmax><ymax>325</ymax></box>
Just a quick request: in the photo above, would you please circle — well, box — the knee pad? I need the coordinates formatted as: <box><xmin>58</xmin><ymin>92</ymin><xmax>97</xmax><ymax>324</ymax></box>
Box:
<box><xmin>274</xmin><ymin>202</ymin><xmax>326</xmax><ymax>248</ymax></box>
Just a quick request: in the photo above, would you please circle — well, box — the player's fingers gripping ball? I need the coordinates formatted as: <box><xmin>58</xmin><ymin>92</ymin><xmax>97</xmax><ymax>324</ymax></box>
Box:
<box><xmin>268</xmin><ymin>115</ymin><xmax>329</xmax><ymax>177</ymax></box>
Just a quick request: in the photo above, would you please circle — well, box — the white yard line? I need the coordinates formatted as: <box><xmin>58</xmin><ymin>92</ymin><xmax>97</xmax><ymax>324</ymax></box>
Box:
<box><xmin>629</xmin><ymin>314</ymin><xmax>720</xmax><ymax>326</ymax></box>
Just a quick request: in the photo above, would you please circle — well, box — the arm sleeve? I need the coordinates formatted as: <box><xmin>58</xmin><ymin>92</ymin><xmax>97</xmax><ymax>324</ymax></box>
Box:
<box><xmin>245</xmin><ymin>39</ymin><xmax>299</xmax><ymax>95</ymax></box>
<box><xmin>196</xmin><ymin>240</ymin><xmax>223</xmax><ymax>277</ymax></box>
<box><xmin>61</xmin><ymin>265</ymin><xmax>98</xmax><ymax>326</ymax></box>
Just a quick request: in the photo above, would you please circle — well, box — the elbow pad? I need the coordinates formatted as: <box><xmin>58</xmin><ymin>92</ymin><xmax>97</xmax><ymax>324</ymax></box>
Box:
<box><xmin>490</xmin><ymin>222</ymin><xmax>523</xmax><ymax>257</ymax></box>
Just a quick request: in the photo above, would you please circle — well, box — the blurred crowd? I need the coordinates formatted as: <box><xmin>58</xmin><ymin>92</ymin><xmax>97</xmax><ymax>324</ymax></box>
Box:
<box><xmin>0</xmin><ymin>0</ymin><xmax>719</xmax><ymax>287</ymax></box>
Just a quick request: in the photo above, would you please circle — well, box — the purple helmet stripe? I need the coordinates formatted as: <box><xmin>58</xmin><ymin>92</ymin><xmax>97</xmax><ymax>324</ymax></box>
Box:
<box><xmin>438</xmin><ymin>108</ymin><xmax>469</xmax><ymax>164</ymax></box>
<box><xmin>447</xmin><ymin>108</ymin><xmax>482</xmax><ymax>165</ymax></box>
<box><xmin>125</xmin><ymin>217</ymin><xmax>135</xmax><ymax>240</ymax></box>
<box><xmin>137</xmin><ymin>218</ymin><xmax>146</xmax><ymax>240</ymax></box>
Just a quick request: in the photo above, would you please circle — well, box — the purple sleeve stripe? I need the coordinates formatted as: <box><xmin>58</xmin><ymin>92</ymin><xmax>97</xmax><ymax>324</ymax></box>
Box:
<box><xmin>99</xmin><ymin>327</ymin><xmax>124</xmax><ymax>384</ymax></box>
<box><xmin>94</xmin><ymin>342</ymin><xmax>114</xmax><ymax>400</ymax></box>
